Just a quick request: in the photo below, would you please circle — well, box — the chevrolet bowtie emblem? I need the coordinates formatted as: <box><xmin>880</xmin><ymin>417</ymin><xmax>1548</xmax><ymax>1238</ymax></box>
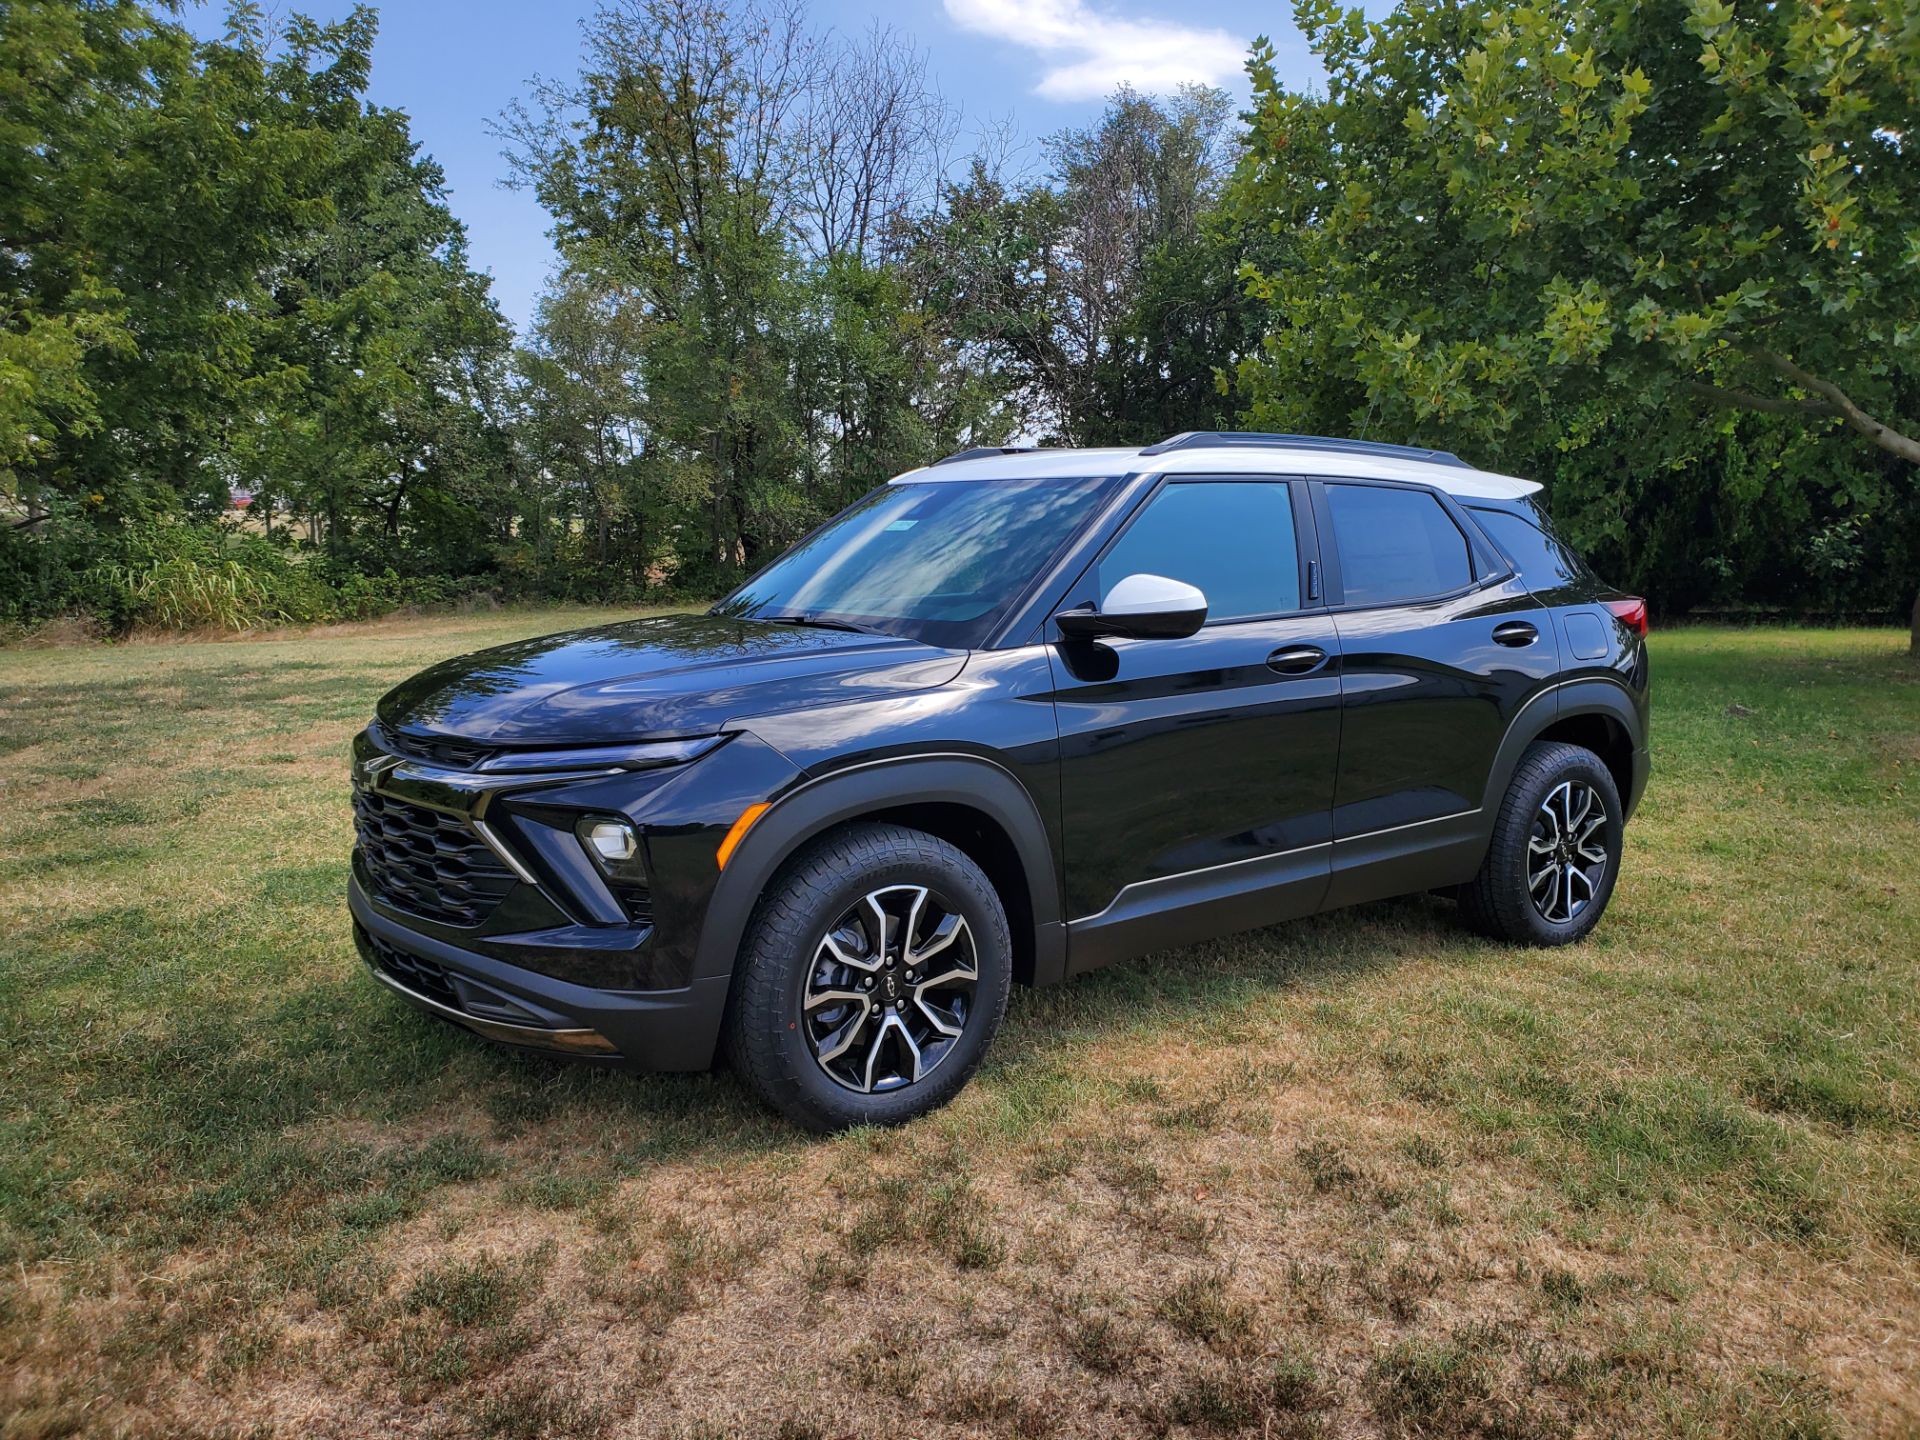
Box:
<box><xmin>354</xmin><ymin>752</ymin><xmax>401</xmax><ymax>790</ymax></box>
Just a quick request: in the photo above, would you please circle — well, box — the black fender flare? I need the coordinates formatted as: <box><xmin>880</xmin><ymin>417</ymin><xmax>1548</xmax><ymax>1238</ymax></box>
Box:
<box><xmin>689</xmin><ymin>753</ymin><xmax>1065</xmax><ymax>985</ymax></box>
<box><xmin>1478</xmin><ymin>676</ymin><xmax>1644</xmax><ymax>821</ymax></box>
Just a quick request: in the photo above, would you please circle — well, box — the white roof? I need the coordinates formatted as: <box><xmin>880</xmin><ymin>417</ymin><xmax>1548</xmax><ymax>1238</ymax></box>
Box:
<box><xmin>893</xmin><ymin>442</ymin><xmax>1541</xmax><ymax>500</ymax></box>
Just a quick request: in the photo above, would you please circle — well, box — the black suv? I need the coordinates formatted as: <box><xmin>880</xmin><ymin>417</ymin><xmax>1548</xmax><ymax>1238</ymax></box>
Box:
<box><xmin>350</xmin><ymin>432</ymin><xmax>1649</xmax><ymax>1130</ymax></box>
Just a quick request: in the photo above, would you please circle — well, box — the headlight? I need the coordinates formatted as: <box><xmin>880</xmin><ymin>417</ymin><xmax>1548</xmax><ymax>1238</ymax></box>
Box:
<box><xmin>575</xmin><ymin>815</ymin><xmax>651</xmax><ymax>922</ymax></box>
<box><xmin>478</xmin><ymin>735</ymin><xmax>726</xmax><ymax>774</ymax></box>
<box><xmin>582</xmin><ymin>818</ymin><xmax>637</xmax><ymax>863</ymax></box>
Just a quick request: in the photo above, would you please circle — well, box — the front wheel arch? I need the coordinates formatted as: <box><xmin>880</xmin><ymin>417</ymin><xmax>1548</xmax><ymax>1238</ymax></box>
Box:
<box><xmin>690</xmin><ymin>754</ymin><xmax>1064</xmax><ymax>992</ymax></box>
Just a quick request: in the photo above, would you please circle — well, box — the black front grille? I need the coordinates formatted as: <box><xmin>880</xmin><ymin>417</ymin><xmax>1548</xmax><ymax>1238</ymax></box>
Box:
<box><xmin>377</xmin><ymin>725</ymin><xmax>494</xmax><ymax>771</ymax></box>
<box><xmin>360</xmin><ymin>928</ymin><xmax>461</xmax><ymax>1008</ymax></box>
<box><xmin>352</xmin><ymin>787</ymin><xmax>515</xmax><ymax>927</ymax></box>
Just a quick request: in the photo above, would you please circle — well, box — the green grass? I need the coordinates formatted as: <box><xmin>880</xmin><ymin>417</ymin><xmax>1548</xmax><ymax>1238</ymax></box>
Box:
<box><xmin>0</xmin><ymin>617</ymin><xmax>1916</xmax><ymax>1436</ymax></box>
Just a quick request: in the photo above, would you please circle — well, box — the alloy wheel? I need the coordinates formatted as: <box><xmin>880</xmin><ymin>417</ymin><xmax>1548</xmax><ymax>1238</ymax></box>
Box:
<box><xmin>1528</xmin><ymin>779</ymin><xmax>1609</xmax><ymax>924</ymax></box>
<box><xmin>802</xmin><ymin>885</ymin><xmax>978</xmax><ymax>1093</ymax></box>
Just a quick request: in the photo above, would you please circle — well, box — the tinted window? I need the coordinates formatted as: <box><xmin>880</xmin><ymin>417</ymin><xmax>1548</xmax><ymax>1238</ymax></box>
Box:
<box><xmin>716</xmin><ymin>475</ymin><xmax>1118</xmax><ymax>648</ymax></box>
<box><xmin>1468</xmin><ymin>505</ymin><xmax>1595</xmax><ymax>586</ymax></box>
<box><xmin>1326</xmin><ymin>484</ymin><xmax>1472</xmax><ymax>606</ymax></box>
<box><xmin>1097</xmin><ymin>481</ymin><xmax>1300</xmax><ymax>622</ymax></box>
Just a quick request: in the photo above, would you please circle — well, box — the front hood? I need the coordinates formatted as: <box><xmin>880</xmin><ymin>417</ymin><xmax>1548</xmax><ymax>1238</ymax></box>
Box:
<box><xmin>376</xmin><ymin>613</ymin><xmax>967</xmax><ymax>746</ymax></box>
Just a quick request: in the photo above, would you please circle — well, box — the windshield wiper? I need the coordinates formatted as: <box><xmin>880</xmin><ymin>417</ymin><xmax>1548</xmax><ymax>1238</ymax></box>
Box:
<box><xmin>760</xmin><ymin>612</ymin><xmax>888</xmax><ymax>635</ymax></box>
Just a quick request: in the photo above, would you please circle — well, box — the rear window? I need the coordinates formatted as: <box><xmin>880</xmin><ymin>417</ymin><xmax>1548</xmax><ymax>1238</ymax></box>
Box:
<box><xmin>1468</xmin><ymin>504</ymin><xmax>1596</xmax><ymax>587</ymax></box>
<box><xmin>1325</xmin><ymin>484</ymin><xmax>1473</xmax><ymax>606</ymax></box>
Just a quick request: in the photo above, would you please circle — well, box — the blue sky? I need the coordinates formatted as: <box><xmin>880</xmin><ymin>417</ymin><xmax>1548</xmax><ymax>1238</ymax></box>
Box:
<box><xmin>185</xmin><ymin>0</ymin><xmax>1330</xmax><ymax>333</ymax></box>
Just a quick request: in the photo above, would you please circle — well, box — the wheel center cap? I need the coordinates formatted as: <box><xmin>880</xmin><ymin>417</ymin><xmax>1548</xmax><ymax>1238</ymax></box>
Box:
<box><xmin>880</xmin><ymin>971</ymin><xmax>902</xmax><ymax>1004</ymax></box>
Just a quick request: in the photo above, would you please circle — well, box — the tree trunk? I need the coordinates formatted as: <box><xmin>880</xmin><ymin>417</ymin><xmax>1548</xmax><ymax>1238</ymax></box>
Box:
<box><xmin>1910</xmin><ymin>589</ymin><xmax>1919</xmax><ymax>658</ymax></box>
<box><xmin>384</xmin><ymin>474</ymin><xmax>407</xmax><ymax>537</ymax></box>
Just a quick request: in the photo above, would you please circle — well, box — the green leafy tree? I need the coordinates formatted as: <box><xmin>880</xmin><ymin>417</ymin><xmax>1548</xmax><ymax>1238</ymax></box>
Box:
<box><xmin>3</xmin><ymin>0</ymin><xmax>510</xmax><ymax>620</ymax></box>
<box><xmin>1</xmin><ymin>0</ymin><xmax>165</xmax><ymax>504</ymax></box>
<box><xmin>924</xmin><ymin>87</ymin><xmax>1243</xmax><ymax>445</ymax></box>
<box><xmin>504</xmin><ymin>0</ymin><xmax>813</xmax><ymax>584</ymax></box>
<box><xmin>235</xmin><ymin>14</ymin><xmax>511</xmax><ymax>571</ymax></box>
<box><xmin>1231</xmin><ymin>0</ymin><xmax>1920</xmax><ymax>645</ymax></box>
<box><xmin>514</xmin><ymin>260</ymin><xmax>655</xmax><ymax>586</ymax></box>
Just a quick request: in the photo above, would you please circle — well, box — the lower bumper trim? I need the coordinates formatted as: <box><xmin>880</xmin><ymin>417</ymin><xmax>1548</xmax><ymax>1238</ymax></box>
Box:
<box><xmin>349</xmin><ymin>875</ymin><xmax>732</xmax><ymax>1071</ymax></box>
<box><xmin>364</xmin><ymin>956</ymin><xmax>621</xmax><ymax>1056</ymax></box>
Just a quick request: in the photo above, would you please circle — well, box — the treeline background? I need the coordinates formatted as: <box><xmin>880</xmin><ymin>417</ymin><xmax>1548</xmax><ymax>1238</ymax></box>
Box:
<box><xmin>4</xmin><ymin>0</ymin><xmax>1916</xmax><ymax>637</ymax></box>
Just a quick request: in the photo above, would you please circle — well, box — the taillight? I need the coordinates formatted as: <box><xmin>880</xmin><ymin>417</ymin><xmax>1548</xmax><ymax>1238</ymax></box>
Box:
<box><xmin>1604</xmin><ymin>597</ymin><xmax>1648</xmax><ymax>637</ymax></box>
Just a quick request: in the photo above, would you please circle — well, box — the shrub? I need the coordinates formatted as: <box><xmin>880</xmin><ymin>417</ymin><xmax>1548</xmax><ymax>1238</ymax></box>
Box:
<box><xmin>2</xmin><ymin>512</ymin><xmax>487</xmax><ymax>636</ymax></box>
<box><xmin>89</xmin><ymin>521</ymin><xmax>336</xmax><ymax>630</ymax></box>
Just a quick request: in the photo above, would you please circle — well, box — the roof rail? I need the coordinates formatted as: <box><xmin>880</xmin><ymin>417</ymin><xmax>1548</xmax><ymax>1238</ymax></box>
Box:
<box><xmin>931</xmin><ymin>445</ymin><xmax>1040</xmax><ymax>467</ymax></box>
<box><xmin>1139</xmin><ymin>431</ymin><xmax>1470</xmax><ymax>469</ymax></box>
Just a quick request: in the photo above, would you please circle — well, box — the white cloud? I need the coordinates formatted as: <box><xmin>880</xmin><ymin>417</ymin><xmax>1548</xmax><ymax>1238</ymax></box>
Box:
<box><xmin>943</xmin><ymin>0</ymin><xmax>1246</xmax><ymax>102</ymax></box>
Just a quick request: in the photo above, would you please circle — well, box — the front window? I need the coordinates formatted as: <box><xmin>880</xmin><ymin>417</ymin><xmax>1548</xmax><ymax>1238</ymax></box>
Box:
<box><xmin>714</xmin><ymin>475</ymin><xmax>1120</xmax><ymax>648</ymax></box>
<box><xmin>1096</xmin><ymin>480</ymin><xmax>1301</xmax><ymax>622</ymax></box>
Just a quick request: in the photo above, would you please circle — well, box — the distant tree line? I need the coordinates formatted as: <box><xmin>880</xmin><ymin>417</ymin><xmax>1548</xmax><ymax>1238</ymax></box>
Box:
<box><xmin>3</xmin><ymin>0</ymin><xmax>1916</xmax><ymax>644</ymax></box>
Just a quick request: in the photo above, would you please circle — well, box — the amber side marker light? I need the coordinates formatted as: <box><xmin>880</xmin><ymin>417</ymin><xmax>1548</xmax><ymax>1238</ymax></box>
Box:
<box><xmin>716</xmin><ymin>802</ymin><xmax>771</xmax><ymax>870</ymax></box>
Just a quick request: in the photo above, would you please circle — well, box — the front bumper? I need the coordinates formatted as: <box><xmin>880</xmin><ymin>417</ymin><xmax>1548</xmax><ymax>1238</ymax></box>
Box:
<box><xmin>350</xmin><ymin>876</ymin><xmax>731</xmax><ymax>1070</ymax></box>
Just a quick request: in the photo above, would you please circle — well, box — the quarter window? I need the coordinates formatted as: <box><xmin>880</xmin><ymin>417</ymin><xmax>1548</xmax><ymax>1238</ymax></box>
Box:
<box><xmin>1097</xmin><ymin>481</ymin><xmax>1300</xmax><ymax>623</ymax></box>
<box><xmin>1468</xmin><ymin>505</ymin><xmax>1594</xmax><ymax>586</ymax></box>
<box><xmin>1325</xmin><ymin>484</ymin><xmax>1473</xmax><ymax>606</ymax></box>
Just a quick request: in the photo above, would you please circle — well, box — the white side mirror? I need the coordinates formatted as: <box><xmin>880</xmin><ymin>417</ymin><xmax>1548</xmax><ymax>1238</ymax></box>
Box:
<box><xmin>1056</xmin><ymin>573</ymin><xmax>1208</xmax><ymax>640</ymax></box>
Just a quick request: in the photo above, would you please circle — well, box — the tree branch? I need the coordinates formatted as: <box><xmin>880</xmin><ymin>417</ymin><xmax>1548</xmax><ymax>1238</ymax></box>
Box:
<box><xmin>1684</xmin><ymin>379</ymin><xmax>1837</xmax><ymax>417</ymax></box>
<box><xmin>1752</xmin><ymin>349</ymin><xmax>1920</xmax><ymax>465</ymax></box>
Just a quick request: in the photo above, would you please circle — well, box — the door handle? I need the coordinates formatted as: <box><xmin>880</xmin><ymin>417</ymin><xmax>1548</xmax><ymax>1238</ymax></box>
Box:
<box><xmin>1492</xmin><ymin>621</ymin><xmax>1538</xmax><ymax>647</ymax></box>
<box><xmin>1267</xmin><ymin>645</ymin><xmax>1327</xmax><ymax>675</ymax></box>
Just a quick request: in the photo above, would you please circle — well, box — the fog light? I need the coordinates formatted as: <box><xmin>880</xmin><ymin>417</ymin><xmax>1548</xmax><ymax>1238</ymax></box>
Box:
<box><xmin>584</xmin><ymin>819</ymin><xmax>637</xmax><ymax>863</ymax></box>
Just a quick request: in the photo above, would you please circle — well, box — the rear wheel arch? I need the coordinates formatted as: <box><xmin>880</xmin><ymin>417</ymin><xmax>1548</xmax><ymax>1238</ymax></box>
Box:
<box><xmin>1479</xmin><ymin>677</ymin><xmax>1643</xmax><ymax>820</ymax></box>
<box><xmin>1459</xmin><ymin>738</ymin><xmax>1624</xmax><ymax>944</ymax></box>
<box><xmin>1531</xmin><ymin>710</ymin><xmax>1635</xmax><ymax>809</ymax></box>
<box><xmin>691</xmin><ymin>755</ymin><xmax>1063</xmax><ymax>989</ymax></box>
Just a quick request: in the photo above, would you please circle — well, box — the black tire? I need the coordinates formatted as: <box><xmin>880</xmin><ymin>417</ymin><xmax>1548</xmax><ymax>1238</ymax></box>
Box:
<box><xmin>1458</xmin><ymin>741</ymin><xmax>1623</xmax><ymax>946</ymax></box>
<box><xmin>723</xmin><ymin>822</ymin><xmax>1012</xmax><ymax>1132</ymax></box>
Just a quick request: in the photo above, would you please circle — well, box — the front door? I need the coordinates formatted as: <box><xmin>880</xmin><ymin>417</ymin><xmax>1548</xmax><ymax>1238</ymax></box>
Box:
<box><xmin>1043</xmin><ymin>477</ymin><xmax>1343</xmax><ymax>972</ymax></box>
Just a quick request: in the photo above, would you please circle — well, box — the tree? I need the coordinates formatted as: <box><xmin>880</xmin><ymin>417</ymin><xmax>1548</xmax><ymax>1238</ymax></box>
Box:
<box><xmin>1</xmin><ymin>0</ymin><xmax>520</xmax><ymax>634</ymax></box>
<box><xmin>923</xmin><ymin>86</ymin><xmax>1243</xmax><ymax>445</ymax></box>
<box><xmin>1231</xmin><ymin>0</ymin><xmax>1920</xmax><ymax>647</ymax></box>
<box><xmin>236</xmin><ymin>13</ymin><xmax>512</xmax><ymax>572</ymax></box>
<box><xmin>503</xmin><ymin>0</ymin><xmax>815</xmax><ymax>582</ymax></box>
<box><xmin>515</xmin><ymin>261</ymin><xmax>650</xmax><ymax>580</ymax></box>
<box><xmin>795</xmin><ymin>24</ymin><xmax>954</xmax><ymax>266</ymax></box>
<box><xmin>505</xmin><ymin>0</ymin><xmax>1012</xmax><ymax>583</ymax></box>
<box><xmin>2</xmin><ymin>0</ymin><xmax>188</xmax><ymax>508</ymax></box>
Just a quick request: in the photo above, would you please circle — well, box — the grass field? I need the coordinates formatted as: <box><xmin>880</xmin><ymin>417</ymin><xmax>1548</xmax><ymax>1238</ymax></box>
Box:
<box><xmin>1</xmin><ymin>613</ymin><xmax>1916</xmax><ymax>1439</ymax></box>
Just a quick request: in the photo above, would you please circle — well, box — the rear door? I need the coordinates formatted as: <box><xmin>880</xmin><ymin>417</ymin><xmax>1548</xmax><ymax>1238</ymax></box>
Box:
<box><xmin>1045</xmin><ymin>476</ymin><xmax>1343</xmax><ymax>969</ymax></box>
<box><xmin>1312</xmin><ymin>479</ymin><xmax>1559</xmax><ymax>905</ymax></box>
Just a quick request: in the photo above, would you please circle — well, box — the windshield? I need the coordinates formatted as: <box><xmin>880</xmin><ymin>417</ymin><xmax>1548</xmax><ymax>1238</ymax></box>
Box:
<box><xmin>713</xmin><ymin>475</ymin><xmax>1120</xmax><ymax>648</ymax></box>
